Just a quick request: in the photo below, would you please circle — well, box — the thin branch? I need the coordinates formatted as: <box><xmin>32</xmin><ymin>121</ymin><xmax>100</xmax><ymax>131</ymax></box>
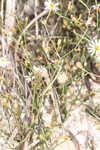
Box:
<box><xmin>17</xmin><ymin>9</ymin><xmax>49</xmax><ymax>46</ymax></box>
<box><xmin>1</xmin><ymin>0</ymin><xmax>6</xmax><ymax>56</ymax></box>
<box><xmin>35</xmin><ymin>0</ymin><xmax>39</xmax><ymax>36</ymax></box>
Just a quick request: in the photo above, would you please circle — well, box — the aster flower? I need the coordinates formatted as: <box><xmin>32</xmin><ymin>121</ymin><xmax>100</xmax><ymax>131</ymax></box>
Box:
<box><xmin>95</xmin><ymin>53</ymin><xmax>100</xmax><ymax>63</ymax></box>
<box><xmin>24</xmin><ymin>75</ymin><xmax>32</xmax><ymax>83</ymax></box>
<box><xmin>0</xmin><ymin>57</ymin><xmax>10</xmax><ymax>68</ymax></box>
<box><xmin>88</xmin><ymin>36</ymin><xmax>100</xmax><ymax>56</ymax></box>
<box><xmin>44</xmin><ymin>0</ymin><xmax>59</xmax><ymax>11</ymax></box>
<box><xmin>24</xmin><ymin>73</ymin><xmax>35</xmax><ymax>83</ymax></box>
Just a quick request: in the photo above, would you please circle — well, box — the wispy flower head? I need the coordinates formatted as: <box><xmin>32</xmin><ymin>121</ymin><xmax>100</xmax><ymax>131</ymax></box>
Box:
<box><xmin>88</xmin><ymin>36</ymin><xmax>100</xmax><ymax>56</ymax></box>
<box><xmin>0</xmin><ymin>57</ymin><xmax>10</xmax><ymax>68</ymax></box>
<box><xmin>57</xmin><ymin>72</ymin><xmax>68</xmax><ymax>84</ymax></box>
<box><xmin>44</xmin><ymin>0</ymin><xmax>59</xmax><ymax>11</ymax></box>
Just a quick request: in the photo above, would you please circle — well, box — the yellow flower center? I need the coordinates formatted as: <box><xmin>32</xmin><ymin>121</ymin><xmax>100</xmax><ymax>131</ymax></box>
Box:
<box><xmin>1</xmin><ymin>58</ymin><xmax>6</xmax><ymax>63</ymax></box>
<box><xmin>3</xmin><ymin>99</ymin><xmax>7</xmax><ymax>106</ymax></box>
<box><xmin>50</xmin><ymin>3</ymin><xmax>54</xmax><ymax>8</ymax></box>
<box><xmin>94</xmin><ymin>45</ymin><xmax>100</xmax><ymax>51</ymax></box>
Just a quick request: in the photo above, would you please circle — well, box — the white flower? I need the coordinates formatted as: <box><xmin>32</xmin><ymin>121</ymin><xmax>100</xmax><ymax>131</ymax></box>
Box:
<box><xmin>88</xmin><ymin>36</ymin><xmax>100</xmax><ymax>56</ymax></box>
<box><xmin>95</xmin><ymin>54</ymin><xmax>100</xmax><ymax>63</ymax></box>
<box><xmin>44</xmin><ymin>0</ymin><xmax>59</xmax><ymax>11</ymax></box>
<box><xmin>24</xmin><ymin>75</ymin><xmax>31</xmax><ymax>83</ymax></box>
<box><xmin>57</xmin><ymin>72</ymin><xmax>68</xmax><ymax>84</ymax></box>
<box><xmin>24</xmin><ymin>73</ymin><xmax>35</xmax><ymax>83</ymax></box>
<box><xmin>33</xmin><ymin>66</ymin><xmax>48</xmax><ymax>77</ymax></box>
<box><xmin>0</xmin><ymin>57</ymin><xmax>10</xmax><ymax>68</ymax></box>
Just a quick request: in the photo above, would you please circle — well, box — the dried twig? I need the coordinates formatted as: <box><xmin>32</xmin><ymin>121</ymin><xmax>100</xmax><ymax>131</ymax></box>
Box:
<box><xmin>1</xmin><ymin>0</ymin><xmax>6</xmax><ymax>56</ymax></box>
<box><xmin>17</xmin><ymin>9</ymin><xmax>49</xmax><ymax>46</ymax></box>
<box><xmin>5</xmin><ymin>0</ymin><xmax>16</xmax><ymax>52</ymax></box>
<box><xmin>66</xmin><ymin>129</ymin><xmax>80</xmax><ymax>150</ymax></box>
<box><xmin>35</xmin><ymin>0</ymin><xmax>39</xmax><ymax>36</ymax></box>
